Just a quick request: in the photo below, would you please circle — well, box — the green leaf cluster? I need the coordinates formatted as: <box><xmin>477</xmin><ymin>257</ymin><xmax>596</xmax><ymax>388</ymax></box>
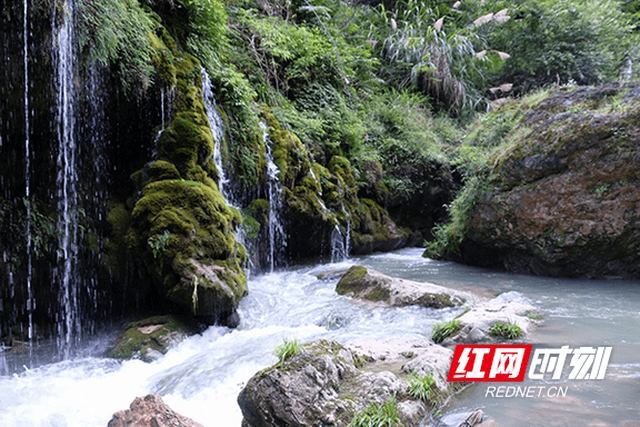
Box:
<box><xmin>348</xmin><ymin>395</ymin><xmax>403</xmax><ymax>427</ymax></box>
<box><xmin>430</xmin><ymin>319</ymin><xmax>461</xmax><ymax>343</ymax></box>
<box><xmin>76</xmin><ymin>0</ymin><xmax>155</xmax><ymax>91</ymax></box>
<box><xmin>489</xmin><ymin>320</ymin><xmax>522</xmax><ymax>340</ymax></box>
<box><xmin>274</xmin><ymin>338</ymin><xmax>302</xmax><ymax>363</ymax></box>
<box><xmin>406</xmin><ymin>372</ymin><xmax>439</xmax><ymax>404</ymax></box>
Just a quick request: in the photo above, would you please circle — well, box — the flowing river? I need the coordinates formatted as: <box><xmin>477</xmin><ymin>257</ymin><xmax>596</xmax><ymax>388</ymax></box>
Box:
<box><xmin>1</xmin><ymin>248</ymin><xmax>639</xmax><ymax>426</ymax></box>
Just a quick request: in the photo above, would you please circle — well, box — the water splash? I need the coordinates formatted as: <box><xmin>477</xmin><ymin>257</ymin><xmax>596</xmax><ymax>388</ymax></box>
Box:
<box><xmin>261</xmin><ymin>122</ymin><xmax>287</xmax><ymax>272</ymax></box>
<box><xmin>53</xmin><ymin>0</ymin><xmax>80</xmax><ymax>355</ymax></box>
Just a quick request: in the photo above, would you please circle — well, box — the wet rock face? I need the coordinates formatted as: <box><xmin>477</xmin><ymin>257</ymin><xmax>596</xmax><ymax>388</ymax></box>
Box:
<box><xmin>459</xmin><ymin>84</ymin><xmax>640</xmax><ymax>278</ymax></box>
<box><xmin>238</xmin><ymin>339</ymin><xmax>457</xmax><ymax>427</ymax></box>
<box><xmin>107</xmin><ymin>394</ymin><xmax>203</xmax><ymax>427</ymax></box>
<box><xmin>336</xmin><ymin>265</ymin><xmax>468</xmax><ymax>308</ymax></box>
<box><xmin>107</xmin><ymin>315</ymin><xmax>203</xmax><ymax>362</ymax></box>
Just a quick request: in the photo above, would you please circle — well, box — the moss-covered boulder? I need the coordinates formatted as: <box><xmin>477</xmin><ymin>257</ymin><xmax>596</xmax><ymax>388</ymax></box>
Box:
<box><xmin>108</xmin><ymin>315</ymin><xmax>203</xmax><ymax>362</ymax></box>
<box><xmin>336</xmin><ymin>265</ymin><xmax>468</xmax><ymax>308</ymax></box>
<box><xmin>128</xmin><ymin>179</ymin><xmax>246</xmax><ymax>326</ymax></box>
<box><xmin>429</xmin><ymin>83</ymin><xmax>640</xmax><ymax>279</ymax></box>
<box><xmin>238</xmin><ymin>339</ymin><xmax>459</xmax><ymax>427</ymax></box>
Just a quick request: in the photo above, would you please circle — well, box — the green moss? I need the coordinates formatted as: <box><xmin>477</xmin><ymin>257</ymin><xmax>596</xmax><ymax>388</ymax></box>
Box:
<box><xmin>364</xmin><ymin>286</ymin><xmax>391</xmax><ymax>303</ymax></box>
<box><xmin>107</xmin><ymin>315</ymin><xmax>201</xmax><ymax>361</ymax></box>
<box><xmin>336</xmin><ymin>265</ymin><xmax>368</xmax><ymax>295</ymax></box>
<box><xmin>265</xmin><ymin>108</ymin><xmax>310</xmax><ymax>187</ymax></box>
<box><xmin>415</xmin><ymin>293</ymin><xmax>455</xmax><ymax>308</ymax></box>
<box><xmin>328</xmin><ymin>156</ymin><xmax>356</xmax><ymax>189</ymax></box>
<box><xmin>245</xmin><ymin>199</ymin><xmax>270</xmax><ymax>227</ymax></box>
<box><xmin>148</xmin><ymin>29</ymin><xmax>177</xmax><ymax>87</ymax></box>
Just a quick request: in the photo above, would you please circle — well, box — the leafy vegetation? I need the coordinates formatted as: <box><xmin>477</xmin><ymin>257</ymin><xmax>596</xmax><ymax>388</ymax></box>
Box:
<box><xmin>406</xmin><ymin>372</ymin><xmax>439</xmax><ymax>404</ymax></box>
<box><xmin>348</xmin><ymin>395</ymin><xmax>403</xmax><ymax>427</ymax></box>
<box><xmin>76</xmin><ymin>0</ymin><xmax>155</xmax><ymax>91</ymax></box>
<box><xmin>274</xmin><ymin>338</ymin><xmax>302</xmax><ymax>363</ymax></box>
<box><xmin>431</xmin><ymin>319</ymin><xmax>461</xmax><ymax>343</ymax></box>
<box><xmin>489</xmin><ymin>320</ymin><xmax>523</xmax><ymax>339</ymax></box>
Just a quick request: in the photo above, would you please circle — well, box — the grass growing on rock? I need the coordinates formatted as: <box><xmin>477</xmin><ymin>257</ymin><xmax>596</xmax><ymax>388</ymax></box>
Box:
<box><xmin>489</xmin><ymin>320</ymin><xmax>522</xmax><ymax>340</ymax></box>
<box><xmin>431</xmin><ymin>320</ymin><xmax>461</xmax><ymax>344</ymax></box>
<box><xmin>348</xmin><ymin>394</ymin><xmax>403</xmax><ymax>427</ymax></box>
<box><xmin>406</xmin><ymin>372</ymin><xmax>439</xmax><ymax>404</ymax></box>
<box><xmin>274</xmin><ymin>338</ymin><xmax>302</xmax><ymax>364</ymax></box>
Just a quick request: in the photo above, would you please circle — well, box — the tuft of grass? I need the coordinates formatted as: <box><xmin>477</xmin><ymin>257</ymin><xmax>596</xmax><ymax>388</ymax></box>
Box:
<box><xmin>406</xmin><ymin>372</ymin><xmax>438</xmax><ymax>404</ymax></box>
<box><xmin>431</xmin><ymin>320</ymin><xmax>461</xmax><ymax>343</ymax></box>
<box><xmin>274</xmin><ymin>338</ymin><xmax>302</xmax><ymax>363</ymax></box>
<box><xmin>488</xmin><ymin>320</ymin><xmax>522</xmax><ymax>339</ymax></box>
<box><xmin>526</xmin><ymin>310</ymin><xmax>543</xmax><ymax>321</ymax></box>
<box><xmin>348</xmin><ymin>395</ymin><xmax>403</xmax><ymax>427</ymax></box>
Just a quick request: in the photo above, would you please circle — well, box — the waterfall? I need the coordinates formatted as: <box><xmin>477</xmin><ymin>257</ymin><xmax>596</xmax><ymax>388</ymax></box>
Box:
<box><xmin>53</xmin><ymin>0</ymin><xmax>81</xmax><ymax>353</ymax></box>
<box><xmin>200</xmin><ymin>69</ymin><xmax>252</xmax><ymax>274</ymax></box>
<box><xmin>23</xmin><ymin>0</ymin><xmax>34</xmax><ymax>345</ymax></box>
<box><xmin>201</xmin><ymin>68</ymin><xmax>231</xmax><ymax>202</ymax></box>
<box><xmin>261</xmin><ymin>122</ymin><xmax>287</xmax><ymax>272</ymax></box>
<box><xmin>335</xmin><ymin>181</ymin><xmax>351</xmax><ymax>261</ymax></box>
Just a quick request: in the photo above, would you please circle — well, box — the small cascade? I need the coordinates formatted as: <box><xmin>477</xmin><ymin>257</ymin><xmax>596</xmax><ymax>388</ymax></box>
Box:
<box><xmin>330</xmin><ymin>225</ymin><xmax>347</xmax><ymax>262</ymax></box>
<box><xmin>23</xmin><ymin>0</ymin><xmax>34</xmax><ymax>345</ymax></box>
<box><xmin>335</xmin><ymin>181</ymin><xmax>351</xmax><ymax>260</ymax></box>
<box><xmin>153</xmin><ymin>87</ymin><xmax>172</xmax><ymax>159</ymax></box>
<box><xmin>201</xmin><ymin>68</ymin><xmax>231</xmax><ymax>202</ymax></box>
<box><xmin>200</xmin><ymin>69</ymin><xmax>251</xmax><ymax>274</ymax></box>
<box><xmin>261</xmin><ymin>122</ymin><xmax>287</xmax><ymax>272</ymax></box>
<box><xmin>53</xmin><ymin>0</ymin><xmax>81</xmax><ymax>354</ymax></box>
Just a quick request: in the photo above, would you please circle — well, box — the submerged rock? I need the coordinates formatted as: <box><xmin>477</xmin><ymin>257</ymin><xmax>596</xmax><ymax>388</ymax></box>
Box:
<box><xmin>336</xmin><ymin>265</ymin><xmax>469</xmax><ymax>308</ymax></box>
<box><xmin>107</xmin><ymin>394</ymin><xmax>203</xmax><ymax>427</ymax></box>
<box><xmin>238</xmin><ymin>339</ymin><xmax>459</xmax><ymax>427</ymax></box>
<box><xmin>107</xmin><ymin>315</ymin><xmax>203</xmax><ymax>362</ymax></box>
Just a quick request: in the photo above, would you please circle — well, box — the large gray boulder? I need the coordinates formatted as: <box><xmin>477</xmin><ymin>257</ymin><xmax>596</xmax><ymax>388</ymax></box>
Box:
<box><xmin>238</xmin><ymin>339</ymin><xmax>460</xmax><ymax>427</ymax></box>
<box><xmin>336</xmin><ymin>265</ymin><xmax>470</xmax><ymax>308</ymax></box>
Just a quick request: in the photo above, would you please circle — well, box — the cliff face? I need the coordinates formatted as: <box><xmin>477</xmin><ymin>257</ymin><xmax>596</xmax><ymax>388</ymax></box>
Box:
<box><xmin>432</xmin><ymin>84</ymin><xmax>640</xmax><ymax>278</ymax></box>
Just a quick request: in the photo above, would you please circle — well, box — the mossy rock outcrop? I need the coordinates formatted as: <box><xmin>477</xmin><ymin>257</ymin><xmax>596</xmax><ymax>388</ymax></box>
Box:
<box><xmin>238</xmin><ymin>339</ymin><xmax>459</xmax><ymax>427</ymax></box>
<box><xmin>108</xmin><ymin>315</ymin><xmax>203</xmax><ymax>362</ymax></box>
<box><xmin>126</xmin><ymin>41</ymin><xmax>247</xmax><ymax>326</ymax></box>
<box><xmin>429</xmin><ymin>83</ymin><xmax>640</xmax><ymax>278</ymax></box>
<box><xmin>336</xmin><ymin>265</ymin><xmax>468</xmax><ymax>308</ymax></box>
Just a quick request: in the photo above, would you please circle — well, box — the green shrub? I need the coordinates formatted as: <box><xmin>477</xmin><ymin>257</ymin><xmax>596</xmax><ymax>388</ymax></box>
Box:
<box><xmin>274</xmin><ymin>338</ymin><xmax>302</xmax><ymax>363</ymax></box>
<box><xmin>488</xmin><ymin>320</ymin><xmax>522</xmax><ymax>340</ymax></box>
<box><xmin>431</xmin><ymin>319</ymin><xmax>461</xmax><ymax>343</ymax></box>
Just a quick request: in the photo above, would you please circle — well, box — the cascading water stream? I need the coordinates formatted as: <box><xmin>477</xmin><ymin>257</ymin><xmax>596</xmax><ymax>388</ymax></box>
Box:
<box><xmin>53</xmin><ymin>0</ymin><xmax>80</xmax><ymax>354</ymax></box>
<box><xmin>201</xmin><ymin>69</ymin><xmax>231</xmax><ymax>203</ymax></box>
<box><xmin>261</xmin><ymin>122</ymin><xmax>287</xmax><ymax>272</ymax></box>
<box><xmin>330</xmin><ymin>181</ymin><xmax>351</xmax><ymax>262</ymax></box>
<box><xmin>200</xmin><ymin>69</ymin><xmax>252</xmax><ymax>273</ymax></box>
<box><xmin>23</xmin><ymin>0</ymin><xmax>34</xmax><ymax>346</ymax></box>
